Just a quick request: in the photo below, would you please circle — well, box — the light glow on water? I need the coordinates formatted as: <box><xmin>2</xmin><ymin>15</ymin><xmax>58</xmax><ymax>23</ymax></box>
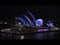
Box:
<box><xmin>20</xmin><ymin>35</ymin><xmax>24</xmax><ymax>40</ymax></box>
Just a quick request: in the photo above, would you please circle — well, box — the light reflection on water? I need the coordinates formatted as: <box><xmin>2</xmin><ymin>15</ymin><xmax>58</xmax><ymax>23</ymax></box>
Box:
<box><xmin>32</xmin><ymin>32</ymin><xmax>59</xmax><ymax>39</ymax></box>
<box><xmin>0</xmin><ymin>31</ymin><xmax>60</xmax><ymax>40</ymax></box>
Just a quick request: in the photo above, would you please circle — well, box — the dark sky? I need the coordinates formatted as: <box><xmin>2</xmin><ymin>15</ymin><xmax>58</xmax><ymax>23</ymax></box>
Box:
<box><xmin>0</xmin><ymin>6</ymin><xmax>60</xmax><ymax>21</ymax></box>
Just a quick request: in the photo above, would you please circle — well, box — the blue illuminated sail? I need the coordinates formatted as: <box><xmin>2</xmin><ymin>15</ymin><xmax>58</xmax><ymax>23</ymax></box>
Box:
<box><xmin>16</xmin><ymin>17</ymin><xmax>28</xmax><ymax>26</ymax></box>
<box><xmin>47</xmin><ymin>22</ymin><xmax>54</xmax><ymax>27</ymax></box>
<box><xmin>27</xmin><ymin>10</ymin><xmax>36</xmax><ymax>26</ymax></box>
<box><xmin>22</xmin><ymin>15</ymin><xmax>35</xmax><ymax>26</ymax></box>
<box><xmin>36</xmin><ymin>19</ymin><xmax>43</xmax><ymax>27</ymax></box>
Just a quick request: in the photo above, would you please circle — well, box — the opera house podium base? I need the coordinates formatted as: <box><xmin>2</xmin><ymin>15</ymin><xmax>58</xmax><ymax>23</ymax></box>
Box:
<box><xmin>0</xmin><ymin>26</ymin><xmax>60</xmax><ymax>35</ymax></box>
<box><xmin>0</xmin><ymin>26</ymin><xmax>60</xmax><ymax>40</ymax></box>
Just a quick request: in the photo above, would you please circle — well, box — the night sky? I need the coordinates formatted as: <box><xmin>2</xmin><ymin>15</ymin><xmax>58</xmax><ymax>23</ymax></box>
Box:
<box><xmin>0</xmin><ymin>6</ymin><xmax>60</xmax><ymax>22</ymax></box>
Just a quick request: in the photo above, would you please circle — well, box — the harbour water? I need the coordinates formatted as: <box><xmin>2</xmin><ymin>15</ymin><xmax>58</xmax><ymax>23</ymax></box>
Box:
<box><xmin>0</xmin><ymin>31</ymin><xmax>60</xmax><ymax>40</ymax></box>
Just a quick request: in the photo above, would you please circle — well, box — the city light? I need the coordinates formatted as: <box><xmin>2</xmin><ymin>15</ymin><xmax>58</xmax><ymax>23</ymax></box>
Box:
<box><xmin>18</xmin><ymin>22</ymin><xmax>21</xmax><ymax>25</ymax></box>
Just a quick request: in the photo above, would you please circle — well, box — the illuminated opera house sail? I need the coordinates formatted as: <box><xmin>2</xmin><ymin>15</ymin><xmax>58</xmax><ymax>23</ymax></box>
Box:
<box><xmin>15</xmin><ymin>10</ymin><xmax>44</xmax><ymax>27</ymax></box>
<box><xmin>14</xmin><ymin>10</ymin><xmax>60</xmax><ymax>32</ymax></box>
<box><xmin>0</xmin><ymin>10</ymin><xmax>59</xmax><ymax>34</ymax></box>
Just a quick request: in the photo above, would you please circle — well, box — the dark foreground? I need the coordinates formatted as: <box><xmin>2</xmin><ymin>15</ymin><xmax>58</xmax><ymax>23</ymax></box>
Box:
<box><xmin>0</xmin><ymin>31</ymin><xmax>60</xmax><ymax>40</ymax></box>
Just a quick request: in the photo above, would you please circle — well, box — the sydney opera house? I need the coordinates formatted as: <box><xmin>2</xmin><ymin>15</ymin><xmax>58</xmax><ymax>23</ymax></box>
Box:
<box><xmin>0</xmin><ymin>10</ymin><xmax>60</xmax><ymax>40</ymax></box>
<box><xmin>0</xmin><ymin>10</ymin><xmax>59</xmax><ymax>34</ymax></box>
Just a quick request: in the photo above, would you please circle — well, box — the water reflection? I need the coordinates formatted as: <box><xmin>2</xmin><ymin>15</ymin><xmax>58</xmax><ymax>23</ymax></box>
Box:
<box><xmin>33</xmin><ymin>32</ymin><xmax>55</xmax><ymax>39</ymax></box>
<box><xmin>0</xmin><ymin>31</ymin><xmax>60</xmax><ymax>40</ymax></box>
<box><xmin>20</xmin><ymin>35</ymin><xmax>25</xmax><ymax>40</ymax></box>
